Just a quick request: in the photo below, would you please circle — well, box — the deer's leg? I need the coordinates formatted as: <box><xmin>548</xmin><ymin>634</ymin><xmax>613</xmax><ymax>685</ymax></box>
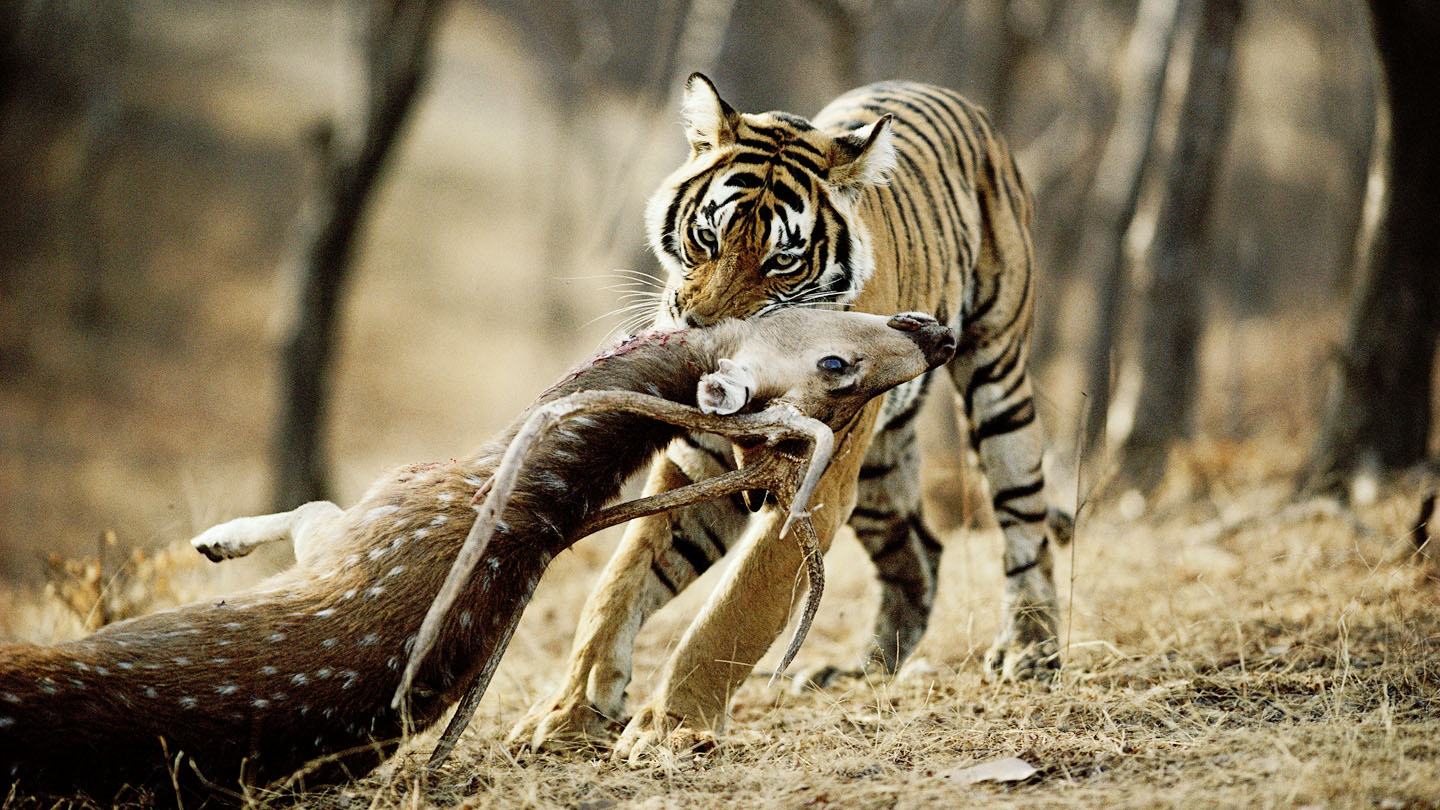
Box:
<box><xmin>613</xmin><ymin>407</ymin><xmax>878</xmax><ymax>762</ymax></box>
<box><xmin>191</xmin><ymin>501</ymin><xmax>343</xmax><ymax>565</ymax></box>
<box><xmin>509</xmin><ymin>434</ymin><xmax>749</xmax><ymax>750</ymax></box>
<box><xmin>950</xmin><ymin>346</ymin><xmax>1060</xmax><ymax>681</ymax></box>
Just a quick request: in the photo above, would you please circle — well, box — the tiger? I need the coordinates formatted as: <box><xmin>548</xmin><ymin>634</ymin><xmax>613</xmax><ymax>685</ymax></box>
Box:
<box><xmin>509</xmin><ymin>74</ymin><xmax>1066</xmax><ymax>756</ymax></box>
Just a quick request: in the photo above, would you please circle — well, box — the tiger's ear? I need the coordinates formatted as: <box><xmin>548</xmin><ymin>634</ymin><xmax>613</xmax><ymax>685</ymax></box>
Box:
<box><xmin>697</xmin><ymin>358</ymin><xmax>757</xmax><ymax>415</ymax></box>
<box><xmin>681</xmin><ymin>72</ymin><xmax>740</xmax><ymax>155</ymax></box>
<box><xmin>826</xmin><ymin>114</ymin><xmax>897</xmax><ymax>192</ymax></box>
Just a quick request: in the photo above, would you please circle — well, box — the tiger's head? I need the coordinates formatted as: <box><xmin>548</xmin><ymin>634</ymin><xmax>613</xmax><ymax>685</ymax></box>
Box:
<box><xmin>645</xmin><ymin>73</ymin><xmax>896</xmax><ymax>328</ymax></box>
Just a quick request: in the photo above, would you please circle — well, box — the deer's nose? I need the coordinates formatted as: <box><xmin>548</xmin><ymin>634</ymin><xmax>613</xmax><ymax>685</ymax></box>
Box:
<box><xmin>888</xmin><ymin>312</ymin><xmax>955</xmax><ymax>369</ymax></box>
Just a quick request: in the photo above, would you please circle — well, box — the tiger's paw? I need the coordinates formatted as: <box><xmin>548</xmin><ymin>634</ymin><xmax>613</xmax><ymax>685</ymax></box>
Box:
<box><xmin>507</xmin><ymin>692</ymin><xmax>623</xmax><ymax>753</ymax></box>
<box><xmin>983</xmin><ymin>632</ymin><xmax>1060</xmax><ymax>682</ymax></box>
<box><xmin>612</xmin><ymin>705</ymin><xmax>719</xmax><ymax>766</ymax></box>
<box><xmin>785</xmin><ymin>663</ymin><xmax>866</xmax><ymax>694</ymax></box>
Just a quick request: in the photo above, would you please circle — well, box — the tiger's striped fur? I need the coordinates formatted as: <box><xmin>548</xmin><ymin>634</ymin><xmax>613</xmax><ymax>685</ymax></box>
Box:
<box><xmin>511</xmin><ymin>75</ymin><xmax>1062</xmax><ymax>753</ymax></box>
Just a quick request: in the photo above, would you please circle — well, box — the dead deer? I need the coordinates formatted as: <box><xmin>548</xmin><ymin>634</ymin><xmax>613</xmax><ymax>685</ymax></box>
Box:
<box><xmin>0</xmin><ymin>308</ymin><xmax>955</xmax><ymax>805</ymax></box>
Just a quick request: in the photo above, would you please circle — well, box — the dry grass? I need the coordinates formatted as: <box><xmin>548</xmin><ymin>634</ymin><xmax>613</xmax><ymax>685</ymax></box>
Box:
<box><xmin>6</xmin><ymin>433</ymin><xmax>1438</xmax><ymax>810</ymax></box>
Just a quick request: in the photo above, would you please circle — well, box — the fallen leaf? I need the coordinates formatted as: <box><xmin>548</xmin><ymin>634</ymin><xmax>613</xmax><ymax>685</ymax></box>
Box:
<box><xmin>944</xmin><ymin>756</ymin><xmax>1039</xmax><ymax>785</ymax></box>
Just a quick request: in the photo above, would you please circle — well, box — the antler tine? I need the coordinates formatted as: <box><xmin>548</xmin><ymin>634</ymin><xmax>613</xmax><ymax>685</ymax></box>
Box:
<box><xmin>769</xmin><ymin>508</ymin><xmax>825</xmax><ymax>686</ymax></box>
<box><xmin>417</xmin><ymin>392</ymin><xmax>835</xmax><ymax>767</ymax></box>
<box><xmin>399</xmin><ymin>391</ymin><xmax>832</xmax><ymax>714</ymax></box>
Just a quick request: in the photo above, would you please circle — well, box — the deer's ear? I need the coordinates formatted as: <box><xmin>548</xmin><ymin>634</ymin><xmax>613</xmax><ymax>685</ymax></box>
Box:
<box><xmin>698</xmin><ymin>358</ymin><xmax>757</xmax><ymax>415</ymax></box>
<box><xmin>681</xmin><ymin>72</ymin><xmax>740</xmax><ymax>155</ymax></box>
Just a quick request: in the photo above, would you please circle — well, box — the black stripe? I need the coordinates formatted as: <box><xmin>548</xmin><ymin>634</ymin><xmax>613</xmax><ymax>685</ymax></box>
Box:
<box><xmin>650</xmin><ymin>562</ymin><xmax>679</xmax><ymax>594</ymax></box>
<box><xmin>869</xmin><ymin>527</ymin><xmax>910</xmax><ymax>560</ymax></box>
<box><xmin>996</xmin><ymin>505</ymin><xmax>1047</xmax><ymax>526</ymax></box>
<box><xmin>680</xmin><ymin>433</ymin><xmax>734</xmax><ymax>471</ymax></box>
<box><xmin>859</xmin><ymin>463</ymin><xmax>895</xmax><ymax>480</ymax></box>
<box><xmin>850</xmin><ymin>504</ymin><xmax>896</xmax><ymax>523</ymax></box>
<box><xmin>974</xmin><ymin>398</ymin><xmax>1035</xmax><ymax>443</ymax></box>
<box><xmin>769</xmin><ymin>178</ymin><xmax>804</xmax><ymax>212</ymax></box>
<box><xmin>699</xmin><ymin>520</ymin><xmax>728</xmax><ymax>554</ymax></box>
<box><xmin>1004</xmin><ymin>536</ymin><xmax>1049</xmax><ymax>578</ymax></box>
<box><xmin>671</xmin><ymin>532</ymin><xmax>714</xmax><ymax>575</ymax></box>
<box><xmin>908</xmin><ymin>514</ymin><xmax>943</xmax><ymax>553</ymax></box>
<box><xmin>993</xmin><ymin>478</ymin><xmax>1045</xmax><ymax>505</ymax></box>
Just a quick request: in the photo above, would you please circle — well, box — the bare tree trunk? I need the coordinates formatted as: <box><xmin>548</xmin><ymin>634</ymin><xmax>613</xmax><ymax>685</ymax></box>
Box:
<box><xmin>1302</xmin><ymin>0</ymin><xmax>1440</xmax><ymax>495</ymax></box>
<box><xmin>1116</xmin><ymin>0</ymin><xmax>1245</xmax><ymax>493</ymax></box>
<box><xmin>272</xmin><ymin>0</ymin><xmax>447</xmax><ymax>510</ymax></box>
<box><xmin>1071</xmin><ymin>0</ymin><xmax>1188</xmax><ymax>467</ymax></box>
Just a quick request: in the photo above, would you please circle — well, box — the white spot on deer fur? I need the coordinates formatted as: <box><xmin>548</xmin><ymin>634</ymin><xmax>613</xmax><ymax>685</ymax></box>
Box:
<box><xmin>366</xmin><ymin>585</ymin><xmax>385</xmax><ymax>599</ymax></box>
<box><xmin>211</xmin><ymin>658</ymin><xmax>231</xmax><ymax>665</ymax></box>
<box><xmin>224</xmin><ymin>622</ymin><xmax>242</xmax><ymax>630</ymax></box>
<box><xmin>413</xmin><ymin>528</ymin><xmax>430</xmax><ymax>540</ymax></box>
<box><xmin>385</xmin><ymin>565</ymin><xmax>405</xmax><ymax>579</ymax></box>
<box><xmin>316</xmin><ymin>668</ymin><xmax>333</xmax><ymax>679</ymax></box>
<box><xmin>367</xmin><ymin>547</ymin><xmax>388</xmax><ymax>561</ymax></box>
<box><xmin>217</xmin><ymin>684</ymin><xmax>239</xmax><ymax>696</ymax></box>
<box><xmin>94</xmin><ymin>666</ymin><xmax>109</xmax><ymax>676</ymax></box>
<box><xmin>38</xmin><ymin>678</ymin><xmax>58</xmax><ymax>695</ymax></box>
<box><xmin>252</xmin><ymin>698</ymin><xmax>271</xmax><ymax>709</ymax></box>
<box><xmin>291</xmin><ymin>673</ymin><xmax>310</xmax><ymax>686</ymax></box>
<box><xmin>363</xmin><ymin>505</ymin><xmax>401</xmax><ymax>525</ymax></box>
<box><xmin>0</xmin><ymin>718</ymin><xmax>14</xmax><ymax>729</ymax></box>
<box><xmin>1</xmin><ymin>693</ymin><xmax>18</xmax><ymax>704</ymax></box>
<box><xmin>179</xmin><ymin>696</ymin><xmax>198</xmax><ymax>709</ymax></box>
<box><xmin>216</xmin><ymin>638</ymin><xmax>233</xmax><ymax>646</ymax></box>
<box><xmin>322</xmin><ymin>638</ymin><xmax>338</xmax><ymax>649</ymax></box>
<box><xmin>72</xmin><ymin>661</ymin><xmax>89</xmax><ymax>672</ymax></box>
<box><xmin>386</xmin><ymin>656</ymin><xmax>399</xmax><ymax>670</ymax></box>
<box><xmin>267</xmin><ymin>632</ymin><xmax>287</xmax><ymax>643</ymax></box>
<box><xmin>144</xmin><ymin>687</ymin><xmax>159</xmax><ymax>699</ymax></box>
<box><xmin>259</xmin><ymin>665</ymin><xmax>279</xmax><ymax>676</ymax></box>
<box><xmin>173</xmin><ymin>657</ymin><xmax>192</xmax><ymax>666</ymax></box>
<box><xmin>315</xmin><ymin>608</ymin><xmax>336</xmax><ymax>617</ymax></box>
<box><xmin>341</xmin><ymin>670</ymin><xmax>360</xmax><ymax>689</ymax></box>
<box><xmin>68</xmin><ymin>678</ymin><xmax>86</xmax><ymax>689</ymax></box>
<box><xmin>345</xmin><ymin>554</ymin><xmax>360</xmax><ymax>567</ymax></box>
<box><xmin>358</xmin><ymin>634</ymin><xmax>380</xmax><ymax>647</ymax></box>
<box><xmin>299</xmin><ymin>705</ymin><xmax>312</xmax><ymax>716</ymax></box>
<box><xmin>460</xmin><ymin>611</ymin><xmax>473</xmax><ymax>628</ymax></box>
<box><xmin>437</xmin><ymin>492</ymin><xmax>454</xmax><ymax>504</ymax></box>
<box><xmin>116</xmin><ymin>662</ymin><xmax>134</xmax><ymax>671</ymax></box>
<box><xmin>429</xmin><ymin>514</ymin><xmax>449</xmax><ymax>527</ymax></box>
<box><xmin>271</xmin><ymin>692</ymin><xmax>288</xmax><ymax>702</ymax></box>
<box><xmin>342</xmin><ymin>589</ymin><xmax>358</xmax><ymax>600</ymax></box>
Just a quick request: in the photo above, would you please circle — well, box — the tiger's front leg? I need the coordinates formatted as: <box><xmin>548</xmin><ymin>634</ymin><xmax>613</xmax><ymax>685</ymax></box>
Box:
<box><xmin>612</xmin><ymin>407</ymin><xmax>876</xmax><ymax>763</ymax></box>
<box><xmin>963</xmin><ymin>366</ymin><xmax>1061</xmax><ymax>680</ymax></box>
<box><xmin>508</xmin><ymin>436</ymin><xmax>748</xmax><ymax>751</ymax></box>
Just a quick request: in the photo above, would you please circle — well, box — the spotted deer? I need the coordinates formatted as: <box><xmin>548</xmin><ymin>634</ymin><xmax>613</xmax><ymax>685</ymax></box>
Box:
<box><xmin>0</xmin><ymin>308</ymin><xmax>955</xmax><ymax>804</ymax></box>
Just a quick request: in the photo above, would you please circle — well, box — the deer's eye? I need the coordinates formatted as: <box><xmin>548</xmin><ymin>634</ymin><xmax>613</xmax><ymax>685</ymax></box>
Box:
<box><xmin>817</xmin><ymin>356</ymin><xmax>850</xmax><ymax>374</ymax></box>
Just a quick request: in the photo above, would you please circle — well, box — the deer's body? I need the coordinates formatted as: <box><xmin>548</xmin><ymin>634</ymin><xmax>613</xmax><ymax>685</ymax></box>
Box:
<box><xmin>0</xmin><ymin>309</ymin><xmax>953</xmax><ymax>803</ymax></box>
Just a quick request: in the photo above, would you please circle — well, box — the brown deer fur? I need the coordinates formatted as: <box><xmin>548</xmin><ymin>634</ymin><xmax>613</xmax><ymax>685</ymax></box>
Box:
<box><xmin>0</xmin><ymin>309</ymin><xmax>954</xmax><ymax>805</ymax></box>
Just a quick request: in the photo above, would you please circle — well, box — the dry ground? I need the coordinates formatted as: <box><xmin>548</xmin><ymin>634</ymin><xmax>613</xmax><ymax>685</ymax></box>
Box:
<box><xmin>6</xmin><ymin>440</ymin><xmax>1437</xmax><ymax>810</ymax></box>
<box><xmin>307</xmin><ymin>444</ymin><xmax>1440</xmax><ymax>810</ymax></box>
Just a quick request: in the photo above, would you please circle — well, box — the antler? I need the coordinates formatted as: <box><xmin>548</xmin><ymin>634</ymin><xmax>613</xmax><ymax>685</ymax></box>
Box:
<box><xmin>392</xmin><ymin>390</ymin><xmax>835</xmax><ymax>766</ymax></box>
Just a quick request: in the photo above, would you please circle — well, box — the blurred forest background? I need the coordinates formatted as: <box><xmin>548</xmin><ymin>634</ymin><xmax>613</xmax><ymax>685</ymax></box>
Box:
<box><xmin>0</xmin><ymin>0</ymin><xmax>1428</xmax><ymax>601</ymax></box>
